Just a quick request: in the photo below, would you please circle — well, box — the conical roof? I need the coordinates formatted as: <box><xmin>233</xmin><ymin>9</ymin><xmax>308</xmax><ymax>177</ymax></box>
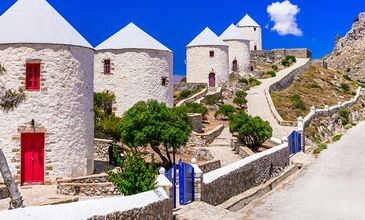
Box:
<box><xmin>0</xmin><ymin>0</ymin><xmax>92</xmax><ymax>48</ymax></box>
<box><xmin>220</xmin><ymin>24</ymin><xmax>249</xmax><ymax>41</ymax></box>
<box><xmin>237</xmin><ymin>14</ymin><xmax>260</xmax><ymax>27</ymax></box>
<box><xmin>96</xmin><ymin>23</ymin><xmax>171</xmax><ymax>52</ymax></box>
<box><xmin>187</xmin><ymin>27</ymin><xmax>227</xmax><ymax>48</ymax></box>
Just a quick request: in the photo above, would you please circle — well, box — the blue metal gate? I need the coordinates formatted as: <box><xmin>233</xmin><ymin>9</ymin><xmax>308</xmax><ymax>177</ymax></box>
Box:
<box><xmin>288</xmin><ymin>130</ymin><xmax>302</xmax><ymax>154</ymax></box>
<box><xmin>179</xmin><ymin>159</ymin><xmax>195</xmax><ymax>205</ymax></box>
<box><xmin>165</xmin><ymin>164</ymin><xmax>177</xmax><ymax>208</ymax></box>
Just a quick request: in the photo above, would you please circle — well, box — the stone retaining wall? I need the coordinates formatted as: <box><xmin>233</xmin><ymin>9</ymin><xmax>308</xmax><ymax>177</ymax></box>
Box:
<box><xmin>201</xmin><ymin>143</ymin><xmax>289</xmax><ymax>206</ymax></box>
<box><xmin>174</xmin><ymin>83</ymin><xmax>206</xmax><ymax>91</ymax></box>
<box><xmin>269</xmin><ymin>59</ymin><xmax>311</xmax><ymax>92</ymax></box>
<box><xmin>0</xmin><ymin>188</ymin><xmax>172</xmax><ymax>220</ymax></box>
<box><xmin>303</xmin><ymin>87</ymin><xmax>364</xmax><ymax>128</ymax></box>
<box><xmin>94</xmin><ymin>138</ymin><xmax>113</xmax><ymax>161</ymax></box>
<box><xmin>186</xmin><ymin>125</ymin><xmax>224</xmax><ymax>148</ymax></box>
<box><xmin>57</xmin><ymin>182</ymin><xmax>121</xmax><ymax>197</ymax></box>
<box><xmin>188</xmin><ymin>113</ymin><xmax>203</xmax><ymax>133</ymax></box>
<box><xmin>198</xmin><ymin>160</ymin><xmax>221</xmax><ymax>173</ymax></box>
<box><xmin>176</xmin><ymin>88</ymin><xmax>208</xmax><ymax>107</ymax></box>
<box><xmin>272</xmin><ymin>48</ymin><xmax>312</xmax><ymax>59</ymax></box>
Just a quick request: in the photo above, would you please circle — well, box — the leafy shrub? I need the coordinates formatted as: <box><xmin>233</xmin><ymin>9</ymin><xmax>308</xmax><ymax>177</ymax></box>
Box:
<box><xmin>266</xmin><ymin>70</ymin><xmax>276</xmax><ymax>77</ymax></box>
<box><xmin>344</xmin><ymin>124</ymin><xmax>353</xmax><ymax>129</ymax></box>
<box><xmin>108</xmin><ymin>152</ymin><xmax>157</xmax><ymax>196</ymax></box>
<box><xmin>203</xmin><ymin>94</ymin><xmax>223</xmax><ymax>106</ymax></box>
<box><xmin>248</xmin><ymin>78</ymin><xmax>262</xmax><ymax>87</ymax></box>
<box><xmin>235</xmin><ymin>90</ymin><xmax>248</xmax><ymax>98</ymax></box>
<box><xmin>282</xmin><ymin>55</ymin><xmax>297</xmax><ymax>67</ymax></box>
<box><xmin>314</xmin><ymin>143</ymin><xmax>327</xmax><ymax>154</ymax></box>
<box><xmin>180</xmin><ymin>90</ymin><xmax>193</xmax><ymax>99</ymax></box>
<box><xmin>332</xmin><ymin>134</ymin><xmax>342</xmax><ymax>142</ymax></box>
<box><xmin>290</xmin><ymin>94</ymin><xmax>306</xmax><ymax>110</ymax></box>
<box><xmin>340</xmin><ymin>83</ymin><xmax>350</xmax><ymax>92</ymax></box>
<box><xmin>94</xmin><ymin>92</ymin><xmax>122</xmax><ymax>140</ymax></box>
<box><xmin>343</xmin><ymin>74</ymin><xmax>352</xmax><ymax>81</ymax></box>
<box><xmin>233</xmin><ymin>97</ymin><xmax>248</xmax><ymax>108</ymax></box>
<box><xmin>229</xmin><ymin>111</ymin><xmax>272</xmax><ymax>151</ymax></box>
<box><xmin>338</xmin><ymin>109</ymin><xmax>350</xmax><ymax>125</ymax></box>
<box><xmin>182</xmin><ymin>102</ymin><xmax>208</xmax><ymax>115</ymax></box>
<box><xmin>215</xmin><ymin>105</ymin><xmax>236</xmax><ymax>119</ymax></box>
<box><xmin>238</xmin><ymin>78</ymin><xmax>248</xmax><ymax>84</ymax></box>
<box><xmin>309</xmin><ymin>82</ymin><xmax>321</xmax><ymax>89</ymax></box>
<box><xmin>272</xmin><ymin>65</ymin><xmax>278</xmax><ymax>71</ymax></box>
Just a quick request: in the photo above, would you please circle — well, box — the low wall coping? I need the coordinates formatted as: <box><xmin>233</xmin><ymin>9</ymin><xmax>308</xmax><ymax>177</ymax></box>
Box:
<box><xmin>176</xmin><ymin>87</ymin><xmax>208</xmax><ymax>107</ymax></box>
<box><xmin>94</xmin><ymin>138</ymin><xmax>113</xmax><ymax>143</ymax></box>
<box><xmin>0</xmin><ymin>188</ymin><xmax>169</xmax><ymax>220</ymax></box>
<box><xmin>192</xmin><ymin>124</ymin><xmax>224</xmax><ymax>136</ymax></box>
<box><xmin>203</xmin><ymin>143</ymin><xmax>288</xmax><ymax>184</ymax></box>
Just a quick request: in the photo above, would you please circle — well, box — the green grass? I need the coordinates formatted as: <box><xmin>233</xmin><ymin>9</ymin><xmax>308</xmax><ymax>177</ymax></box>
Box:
<box><xmin>314</xmin><ymin>143</ymin><xmax>328</xmax><ymax>154</ymax></box>
<box><xmin>344</xmin><ymin>124</ymin><xmax>353</xmax><ymax>129</ymax></box>
<box><xmin>332</xmin><ymin>134</ymin><xmax>342</xmax><ymax>142</ymax></box>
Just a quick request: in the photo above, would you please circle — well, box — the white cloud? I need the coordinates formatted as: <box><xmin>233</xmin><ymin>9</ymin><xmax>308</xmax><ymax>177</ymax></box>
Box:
<box><xmin>267</xmin><ymin>0</ymin><xmax>303</xmax><ymax>36</ymax></box>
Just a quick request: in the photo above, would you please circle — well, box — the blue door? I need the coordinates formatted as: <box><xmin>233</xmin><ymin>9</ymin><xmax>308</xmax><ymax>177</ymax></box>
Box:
<box><xmin>288</xmin><ymin>131</ymin><xmax>302</xmax><ymax>154</ymax></box>
<box><xmin>179</xmin><ymin>159</ymin><xmax>195</xmax><ymax>205</ymax></box>
<box><xmin>165</xmin><ymin>164</ymin><xmax>177</xmax><ymax>208</ymax></box>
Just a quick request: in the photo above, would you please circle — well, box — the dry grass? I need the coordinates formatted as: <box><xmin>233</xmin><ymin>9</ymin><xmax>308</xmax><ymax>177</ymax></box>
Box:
<box><xmin>271</xmin><ymin>65</ymin><xmax>358</xmax><ymax>121</ymax></box>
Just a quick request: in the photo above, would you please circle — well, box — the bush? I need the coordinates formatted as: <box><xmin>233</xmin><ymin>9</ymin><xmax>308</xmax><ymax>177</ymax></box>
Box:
<box><xmin>203</xmin><ymin>94</ymin><xmax>223</xmax><ymax>106</ymax></box>
<box><xmin>235</xmin><ymin>90</ymin><xmax>248</xmax><ymax>98</ymax></box>
<box><xmin>229</xmin><ymin>111</ymin><xmax>272</xmax><ymax>151</ymax></box>
<box><xmin>94</xmin><ymin>92</ymin><xmax>122</xmax><ymax>140</ymax></box>
<box><xmin>343</xmin><ymin>74</ymin><xmax>352</xmax><ymax>81</ymax></box>
<box><xmin>238</xmin><ymin>78</ymin><xmax>248</xmax><ymax>84</ymax></box>
<box><xmin>108</xmin><ymin>152</ymin><xmax>157</xmax><ymax>196</ymax></box>
<box><xmin>282</xmin><ymin>55</ymin><xmax>297</xmax><ymax>67</ymax></box>
<box><xmin>332</xmin><ymin>134</ymin><xmax>342</xmax><ymax>142</ymax></box>
<box><xmin>338</xmin><ymin>109</ymin><xmax>350</xmax><ymax>125</ymax></box>
<box><xmin>182</xmin><ymin>102</ymin><xmax>208</xmax><ymax>115</ymax></box>
<box><xmin>314</xmin><ymin>143</ymin><xmax>327</xmax><ymax>154</ymax></box>
<box><xmin>340</xmin><ymin>83</ymin><xmax>350</xmax><ymax>92</ymax></box>
<box><xmin>290</xmin><ymin>94</ymin><xmax>306</xmax><ymax>110</ymax></box>
<box><xmin>180</xmin><ymin>90</ymin><xmax>192</xmax><ymax>99</ymax></box>
<box><xmin>344</xmin><ymin>124</ymin><xmax>353</xmax><ymax>129</ymax></box>
<box><xmin>266</xmin><ymin>70</ymin><xmax>276</xmax><ymax>77</ymax></box>
<box><xmin>248</xmin><ymin>78</ymin><xmax>262</xmax><ymax>87</ymax></box>
<box><xmin>233</xmin><ymin>97</ymin><xmax>247</xmax><ymax>108</ymax></box>
<box><xmin>215</xmin><ymin>105</ymin><xmax>236</xmax><ymax>119</ymax></box>
<box><xmin>272</xmin><ymin>65</ymin><xmax>278</xmax><ymax>71</ymax></box>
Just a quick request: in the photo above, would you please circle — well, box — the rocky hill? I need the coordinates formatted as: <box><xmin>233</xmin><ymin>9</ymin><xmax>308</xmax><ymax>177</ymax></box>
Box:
<box><xmin>326</xmin><ymin>12</ymin><xmax>365</xmax><ymax>82</ymax></box>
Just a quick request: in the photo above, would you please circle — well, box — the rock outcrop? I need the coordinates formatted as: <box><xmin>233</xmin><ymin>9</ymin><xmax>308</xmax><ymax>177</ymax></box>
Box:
<box><xmin>327</xmin><ymin>12</ymin><xmax>365</xmax><ymax>81</ymax></box>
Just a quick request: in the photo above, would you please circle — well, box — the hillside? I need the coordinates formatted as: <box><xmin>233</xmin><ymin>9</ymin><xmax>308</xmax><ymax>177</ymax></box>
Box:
<box><xmin>271</xmin><ymin>64</ymin><xmax>359</xmax><ymax>121</ymax></box>
<box><xmin>326</xmin><ymin>12</ymin><xmax>365</xmax><ymax>82</ymax></box>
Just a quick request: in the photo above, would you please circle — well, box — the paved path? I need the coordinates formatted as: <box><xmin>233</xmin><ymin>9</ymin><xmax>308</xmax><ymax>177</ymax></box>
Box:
<box><xmin>246</xmin><ymin>59</ymin><xmax>310</xmax><ymax>138</ymax></box>
<box><xmin>208</xmin><ymin>128</ymin><xmax>242</xmax><ymax>166</ymax></box>
<box><xmin>239</xmin><ymin>121</ymin><xmax>365</xmax><ymax>220</ymax></box>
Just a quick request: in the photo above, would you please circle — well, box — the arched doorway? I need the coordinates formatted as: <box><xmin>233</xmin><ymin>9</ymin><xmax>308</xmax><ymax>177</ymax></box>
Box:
<box><xmin>232</xmin><ymin>60</ymin><xmax>238</xmax><ymax>72</ymax></box>
<box><xmin>209</xmin><ymin>72</ymin><xmax>216</xmax><ymax>87</ymax></box>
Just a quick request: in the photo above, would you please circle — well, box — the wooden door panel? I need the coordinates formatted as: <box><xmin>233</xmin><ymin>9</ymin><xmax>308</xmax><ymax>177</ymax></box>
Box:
<box><xmin>21</xmin><ymin>134</ymin><xmax>33</xmax><ymax>184</ymax></box>
<box><xmin>21</xmin><ymin>133</ymin><xmax>44</xmax><ymax>184</ymax></box>
<box><xmin>32</xmin><ymin>133</ymin><xmax>44</xmax><ymax>183</ymax></box>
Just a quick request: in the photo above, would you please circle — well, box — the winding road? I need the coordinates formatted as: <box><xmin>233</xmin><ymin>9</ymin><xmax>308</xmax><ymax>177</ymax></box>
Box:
<box><xmin>246</xmin><ymin>58</ymin><xmax>310</xmax><ymax>138</ymax></box>
<box><xmin>239</xmin><ymin>121</ymin><xmax>365</xmax><ymax>220</ymax></box>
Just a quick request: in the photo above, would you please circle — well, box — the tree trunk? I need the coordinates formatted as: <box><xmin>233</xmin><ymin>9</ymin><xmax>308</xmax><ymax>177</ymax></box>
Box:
<box><xmin>0</xmin><ymin>149</ymin><xmax>23</xmax><ymax>209</ymax></box>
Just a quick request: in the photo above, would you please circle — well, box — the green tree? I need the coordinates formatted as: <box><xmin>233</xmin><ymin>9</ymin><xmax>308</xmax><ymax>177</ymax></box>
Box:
<box><xmin>108</xmin><ymin>152</ymin><xmax>157</xmax><ymax>195</ymax></box>
<box><xmin>215</xmin><ymin>105</ymin><xmax>236</xmax><ymax>119</ymax></box>
<box><xmin>119</xmin><ymin>100</ymin><xmax>192</xmax><ymax>167</ymax></box>
<box><xmin>182</xmin><ymin>102</ymin><xmax>208</xmax><ymax>116</ymax></box>
<box><xmin>229</xmin><ymin>111</ymin><xmax>272</xmax><ymax>151</ymax></box>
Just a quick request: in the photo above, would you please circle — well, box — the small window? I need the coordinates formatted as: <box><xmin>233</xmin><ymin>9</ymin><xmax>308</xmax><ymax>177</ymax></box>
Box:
<box><xmin>162</xmin><ymin>77</ymin><xmax>168</xmax><ymax>86</ymax></box>
<box><xmin>254</xmin><ymin>27</ymin><xmax>257</xmax><ymax>31</ymax></box>
<box><xmin>26</xmin><ymin>63</ymin><xmax>40</xmax><ymax>91</ymax></box>
<box><xmin>209</xmin><ymin>51</ymin><xmax>215</xmax><ymax>58</ymax></box>
<box><xmin>104</xmin><ymin>59</ymin><xmax>111</xmax><ymax>75</ymax></box>
<box><xmin>254</xmin><ymin>45</ymin><xmax>257</xmax><ymax>51</ymax></box>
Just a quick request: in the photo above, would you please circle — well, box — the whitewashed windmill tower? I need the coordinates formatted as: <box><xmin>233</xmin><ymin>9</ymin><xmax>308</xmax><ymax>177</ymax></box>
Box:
<box><xmin>237</xmin><ymin>14</ymin><xmax>262</xmax><ymax>51</ymax></box>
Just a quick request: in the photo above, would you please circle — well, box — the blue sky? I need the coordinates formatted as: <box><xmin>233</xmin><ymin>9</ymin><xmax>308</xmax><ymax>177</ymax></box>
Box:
<box><xmin>1</xmin><ymin>0</ymin><xmax>364</xmax><ymax>75</ymax></box>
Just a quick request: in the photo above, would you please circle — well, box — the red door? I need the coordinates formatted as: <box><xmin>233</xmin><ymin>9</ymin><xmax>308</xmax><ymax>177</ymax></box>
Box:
<box><xmin>209</xmin><ymin>73</ymin><xmax>216</xmax><ymax>87</ymax></box>
<box><xmin>21</xmin><ymin>133</ymin><xmax>45</xmax><ymax>184</ymax></box>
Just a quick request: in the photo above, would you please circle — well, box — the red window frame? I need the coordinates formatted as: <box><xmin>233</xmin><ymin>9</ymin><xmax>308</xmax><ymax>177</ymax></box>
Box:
<box><xmin>104</xmin><ymin>60</ymin><xmax>111</xmax><ymax>75</ymax></box>
<box><xmin>26</xmin><ymin>63</ymin><xmax>41</xmax><ymax>91</ymax></box>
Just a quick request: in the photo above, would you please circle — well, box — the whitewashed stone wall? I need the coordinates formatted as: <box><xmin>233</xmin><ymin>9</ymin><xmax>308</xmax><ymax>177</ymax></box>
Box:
<box><xmin>186</xmin><ymin>46</ymin><xmax>229</xmax><ymax>87</ymax></box>
<box><xmin>224</xmin><ymin>40</ymin><xmax>251</xmax><ymax>75</ymax></box>
<box><xmin>0</xmin><ymin>44</ymin><xmax>94</xmax><ymax>183</ymax></box>
<box><xmin>94</xmin><ymin>49</ymin><xmax>173</xmax><ymax>116</ymax></box>
<box><xmin>237</xmin><ymin>26</ymin><xmax>262</xmax><ymax>50</ymax></box>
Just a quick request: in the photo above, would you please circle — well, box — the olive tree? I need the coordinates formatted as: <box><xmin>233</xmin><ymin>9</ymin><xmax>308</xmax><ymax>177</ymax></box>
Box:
<box><xmin>229</xmin><ymin>111</ymin><xmax>272</xmax><ymax>151</ymax></box>
<box><xmin>119</xmin><ymin>100</ymin><xmax>192</xmax><ymax>167</ymax></box>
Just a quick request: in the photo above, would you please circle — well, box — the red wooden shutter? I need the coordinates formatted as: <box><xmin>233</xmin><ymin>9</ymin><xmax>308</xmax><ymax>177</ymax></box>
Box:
<box><xmin>26</xmin><ymin>63</ymin><xmax>41</xmax><ymax>91</ymax></box>
<box><xmin>104</xmin><ymin>60</ymin><xmax>111</xmax><ymax>75</ymax></box>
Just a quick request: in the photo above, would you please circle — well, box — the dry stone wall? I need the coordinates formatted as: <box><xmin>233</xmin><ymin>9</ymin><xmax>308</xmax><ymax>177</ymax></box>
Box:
<box><xmin>186</xmin><ymin>125</ymin><xmax>224</xmax><ymax>148</ymax></box>
<box><xmin>94</xmin><ymin>138</ymin><xmax>113</xmax><ymax>161</ymax></box>
<box><xmin>198</xmin><ymin>160</ymin><xmax>221</xmax><ymax>173</ymax></box>
<box><xmin>201</xmin><ymin>144</ymin><xmax>289</xmax><ymax>206</ymax></box>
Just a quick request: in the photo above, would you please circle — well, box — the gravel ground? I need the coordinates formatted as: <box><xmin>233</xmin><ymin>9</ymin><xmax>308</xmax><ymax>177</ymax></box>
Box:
<box><xmin>239</xmin><ymin>121</ymin><xmax>365</xmax><ymax>220</ymax></box>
